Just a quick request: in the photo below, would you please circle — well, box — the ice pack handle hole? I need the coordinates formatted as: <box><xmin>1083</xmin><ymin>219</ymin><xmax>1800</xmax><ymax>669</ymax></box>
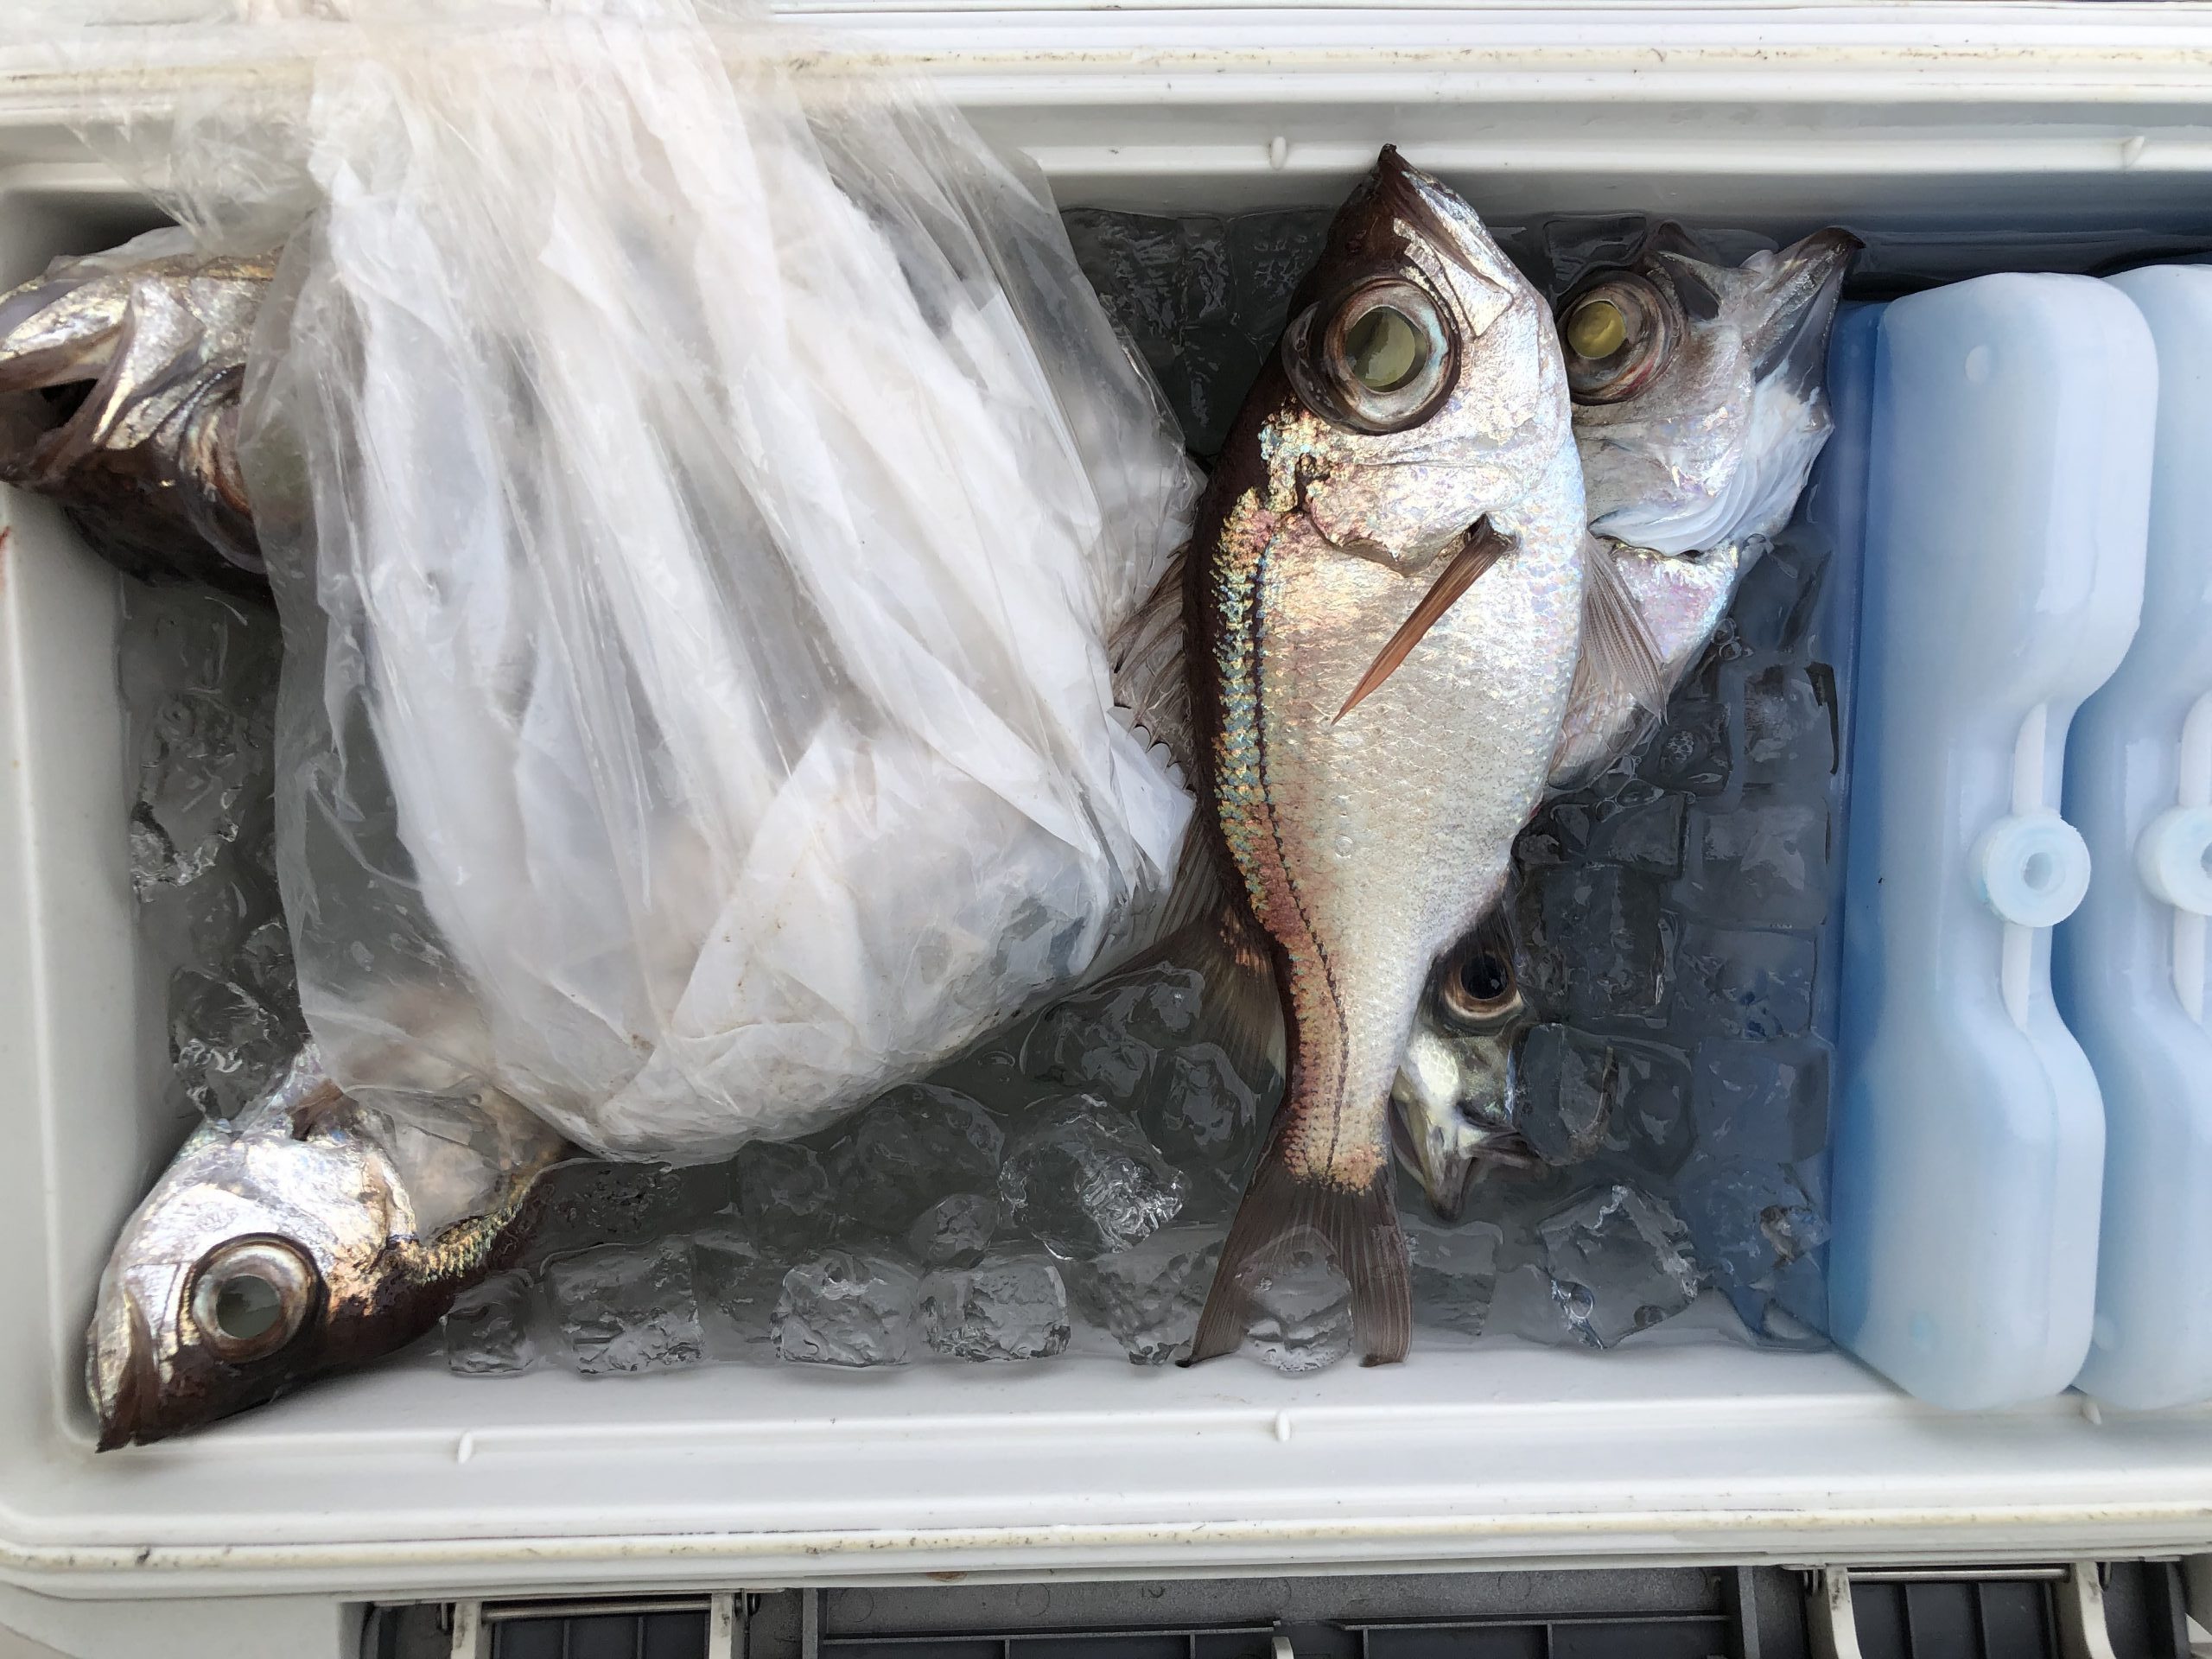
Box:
<box><xmin>2137</xmin><ymin>805</ymin><xmax>2212</xmax><ymax>914</ymax></box>
<box><xmin>1974</xmin><ymin>811</ymin><xmax>2091</xmax><ymax>927</ymax></box>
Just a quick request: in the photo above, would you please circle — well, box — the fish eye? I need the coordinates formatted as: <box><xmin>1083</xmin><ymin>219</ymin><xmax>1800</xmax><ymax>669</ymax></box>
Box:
<box><xmin>1558</xmin><ymin>273</ymin><xmax>1675</xmax><ymax>406</ymax></box>
<box><xmin>1287</xmin><ymin>277</ymin><xmax>1458</xmax><ymax>435</ymax></box>
<box><xmin>188</xmin><ymin>1238</ymin><xmax>318</xmax><ymax>1363</ymax></box>
<box><xmin>1438</xmin><ymin>943</ymin><xmax>1522</xmax><ymax>1030</ymax></box>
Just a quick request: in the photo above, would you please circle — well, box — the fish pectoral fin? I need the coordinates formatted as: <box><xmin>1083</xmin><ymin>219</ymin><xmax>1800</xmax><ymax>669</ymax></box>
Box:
<box><xmin>1334</xmin><ymin>518</ymin><xmax>1514</xmax><ymax>722</ymax></box>
<box><xmin>1185</xmin><ymin>1149</ymin><xmax>1412</xmax><ymax>1367</ymax></box>
<box><xmin>1576</xmin><ymin>534</ymin><xmax>1670</xmax><ymax>716</ymax></box>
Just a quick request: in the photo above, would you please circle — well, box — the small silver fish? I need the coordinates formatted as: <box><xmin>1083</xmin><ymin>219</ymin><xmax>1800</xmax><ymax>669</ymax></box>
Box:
<box><xmin>87</xmin><ymin>1046</ymin><xmax>566</xmax><ymax>1448</ymax></box>
<box><xmin>0</xmin><ymin>227</ymin><xmax>270</xmax><ymax>594</ymax></box>
<box><xmin>1548</xmin><ymin>225</ymin><xmax>1860</xmax><ymax>785</ymax></box>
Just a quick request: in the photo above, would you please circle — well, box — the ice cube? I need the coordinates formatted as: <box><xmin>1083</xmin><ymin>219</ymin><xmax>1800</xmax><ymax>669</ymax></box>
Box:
<box><xmin>999</xmin><ymin>1095</ymin><xmax>1185</xmax><ymax>1258</ymax></box>
<box><xmin>1140</xmin><ymin>1041</ymin><xmax>1263</xmax><ymax>1173</ymax></box>
<box><xmin>1513</xmin><ymin>1024</ymin><xmax>1615</xmax><ymax>1166</ymax></box>
<box><xmin>537</xmin><ymin>1159</ymin><xmax>724</xmax><ymax>1254</ymax></box>
<box><xmin>168</xmin><ymin>967</ymin><xmax>299</xmax><ymax>1123</ymax></box>
<box><xmin>1063</xmin><ymin>1227</ymin><xmax>1224</xmax><ymax>1364</ymax></box>
<box><xmin>1062</xmin><ymin>211</ymin><xmax>1235</xmax><ymax>450</ymax></box>
<box><xmin>1163</xmin><ymin>330</ymin><xmax>1268</xmax><ymax>460</ymax></box>
<box><xmin>1600</xmin><ymin>1039</ymin><xmax>1697</xmax><ymax>1176</ymax></box>
<box><xmin>544</xmin><ymin>1237</ymin><xmax>704</xmax><ymax>1376</ymax></box>
<box><xmin>1730</xmin><ymin>538</ymin><xmax>1828</xmax><ymax>654</ymax></box>
<box><xmin>691</xmin><ymin>1224</ymin><xmax>785</xmax><ymax>1347</ymax></box>
<box><xmin>1563</xmin><ymin>784</ymin><xmax>1689</xmax><ymax>878</ymax></box>
<box><xmin>1537</xmin><ymin>1185</ymin><xmax>1700</xmax><ymax>1349</ymax></box>
<box><xmin>1637</xmin><ymin>695</ymin><xmax>1733</xmax><ymax>796</ymax></box>
<box><xmin>1675</xmin><ymin>1154</ymin><xmax>1829</xmax><ymax>1308</ymax></box>
<box><xmin>1692</xmin><ymin>1038</ymin><xmax>1831</xmax><ymax>1165</ymax></box>
<box><xmin>774</xmin><ymin>1252</ymin><xmax>921</xmax><ymax>1368</ymax></box>
<box><xmin>1020</xmin><ymin>966</ymin><xmax>1203</xmax><ymax>1103</ymax></box>
<box><xmin>443</xmin><ymin>1270</ymin><xmax>537</xmax><ymax>1376</ymax></box>
<box><xmin>1673</xmin><ymin>925</ymin><xmax>1816</xmax><ymax>1042</ymax></box>
<box><xmin>921</xmin><ymin>1255</ymin><xmax>1072</xmax><ymax>1361</ymax></box>
<box><xmin>1682</xmin><ymin>794</ymin><xmax>1830</xmax><ymax>930</ymax></box>
<box><xmin>830</xmin><ymin>1085</ymin><xmax>1003</xmax><ymax>1236</ymax></box>
<box><xmin>1020</xmin><ymin>997</ymin><xmax>1153</xmax><ymax>1101</ymax></box>
<box><xmin>1738</xmin><ymin>662</ymin><xmax>1836</xmax><ymax>792</ymax></box>
<box><xmin>1408</xmin><ymin>1218</ymin><xmax>1504</xmax><ymax>1337</ymax></box>
<box><xmin>733</xmin><ymin>1140</ymin><xmax>838</xmax><ymax>1255</ymax></box>
<box><xmin>1522</xmin><ymin>864</ymin><xmax>1675</xmax><ymax>1029</ymax></box>
<box><xmin>1766</xmin><ymin>1249</ymin><xmax>1830</xmax><ymax>1338</ymax></box>
<box><xmin>1244</xmin><ymin>1247</ymin><xmax>1352</xmax><ymax>1374</ymax></box>
<box><xmin>233</xmin><ymin>916</ymin><xmax>301</xmax><ymax>1016</ymax></box>
<box><xmin>1228</xmin><ymin>210</ymin><xmax>1333</xmax><ymax>346</ymax></box>
<box><xmin>924</xmin><ymin>1042</ymin><xmax>1033</xmax><ymax>1116</ymax></box>
<box><xmin>905</xmin><ymin>1192</ymin><xmax>999</xmax><ymax>1268</ymax></box>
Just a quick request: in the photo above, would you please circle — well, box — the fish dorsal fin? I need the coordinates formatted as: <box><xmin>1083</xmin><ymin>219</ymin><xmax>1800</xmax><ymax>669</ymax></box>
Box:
<box><xmin>1336</xmin><ymin>519</ymin><xmax>1513</xmax><ymax>722</ymax></box>
<box><xmin>1108</xmin><ymin>543</ymin><xmax>1195</xmax><ymax>776</ymax></box>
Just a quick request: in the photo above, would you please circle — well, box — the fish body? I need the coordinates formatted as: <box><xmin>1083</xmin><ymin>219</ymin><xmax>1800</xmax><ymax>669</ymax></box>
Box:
<box><xmin>0</xmin><ymin>227</ymin><xmax>269</xmax><ymax>593</ymax></box>
<box><xmin>1180</xmin><ymin>150</ymin><xmax>1587</xmax><ymax>1363</ymax></box>
<box><xmin>88</xmin><ymin>1045</ymin><xmax>566</xmax><ymax>1448</ymax></box>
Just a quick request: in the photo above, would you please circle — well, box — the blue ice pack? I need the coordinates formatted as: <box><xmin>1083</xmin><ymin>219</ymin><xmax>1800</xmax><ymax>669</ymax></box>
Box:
<box><xmin>1825</xmin><ymin>276</ymin><xmax>2152</xmax><ymax>1410</ymax></box>
<box><xmin>2061</xmin><ymin>266</ymin><xmax>2212</xmax><ymax>1411</ymax></box>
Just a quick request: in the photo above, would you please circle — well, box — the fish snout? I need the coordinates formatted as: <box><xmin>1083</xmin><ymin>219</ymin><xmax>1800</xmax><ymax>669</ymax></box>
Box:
<box><xmin>1747</xmin><ymin>227</ymin><xmax>1863</xmax><ymax>385</ymax></box>
<box><xmin>87</xmin><ymin>1281</ymin><xmax>168</xmax><ymax>1452</ymax></box>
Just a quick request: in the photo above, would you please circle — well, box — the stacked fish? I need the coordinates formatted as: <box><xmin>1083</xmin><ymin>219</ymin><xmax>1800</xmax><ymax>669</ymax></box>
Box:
<box><xmin>0</xmin><ymin>149</ymin><xmax>1853</xmax><ymax>1441</ymax></box>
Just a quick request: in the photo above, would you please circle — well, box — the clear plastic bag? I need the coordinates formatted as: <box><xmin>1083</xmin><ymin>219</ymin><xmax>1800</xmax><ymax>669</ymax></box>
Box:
<box><xmin>106</xmin><ymin>2</ymin><xmax>1199</xmax><ymax>1160</ymax></box>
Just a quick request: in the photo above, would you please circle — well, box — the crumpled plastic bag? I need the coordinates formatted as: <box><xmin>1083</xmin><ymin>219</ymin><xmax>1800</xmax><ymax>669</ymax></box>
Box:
<box><xmin>115</xmin><ymin>0</ymin><xmax>1198</xmax><ymax>1160</ymax></box>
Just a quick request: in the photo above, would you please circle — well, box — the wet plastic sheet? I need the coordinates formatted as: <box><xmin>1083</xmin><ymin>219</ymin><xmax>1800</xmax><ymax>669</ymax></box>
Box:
<box><xmin>123</xmin><ymin>1</ymin><xmax>1199</xmax><ymax>1160</ymax></box>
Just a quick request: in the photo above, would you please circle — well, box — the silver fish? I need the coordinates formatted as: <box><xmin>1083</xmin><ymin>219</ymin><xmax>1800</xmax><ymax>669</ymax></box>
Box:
<box><xmin>0</xmin><ymin>227</ymin><xmax>269</xmax><ymax>594</ymax></box>
<box><xmin>1547</xmin><ymin>224</ymin><xmax>1860</xmax><ymax>785</ymax></box>
<box><xmin>87</xmin><ymin>1045</ymin><xmax>566</xmax><ymax>1448</ymax></box>
<box><xmin>1171</xmin><ymin>149</ymin><xmax>1598</xmax><ymax>1364</ymax></box>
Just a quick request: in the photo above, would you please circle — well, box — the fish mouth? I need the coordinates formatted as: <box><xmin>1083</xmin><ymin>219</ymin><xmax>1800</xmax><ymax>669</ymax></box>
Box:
<box><xmin>1750</xmin><ymin>227</ymin><xmax>1863</xmax><ymax>390</ymax></box>
<box><xmin>89</xmin><ymin>1287</ymin><xmax>166</xmax><ymax>1452</ymax></box>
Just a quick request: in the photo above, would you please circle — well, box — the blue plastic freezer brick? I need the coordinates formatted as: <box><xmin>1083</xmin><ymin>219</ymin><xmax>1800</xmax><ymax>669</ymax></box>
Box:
<box><xmin>2060</xmin><ymin>267</ymin><xmax>2212</xmax><ymax>1411</ymax></box>
<box><xmin>1827</xmin><ymin>276</ymin><xmax>2152</xmax><ymax>1411</ymax></box>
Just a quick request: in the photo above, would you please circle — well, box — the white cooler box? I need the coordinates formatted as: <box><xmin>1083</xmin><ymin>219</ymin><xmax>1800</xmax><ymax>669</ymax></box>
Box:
<box><xmin>5</xmin><ymin>6</ymin><xmax>2212</xmax><ymax>1656</ymax></box>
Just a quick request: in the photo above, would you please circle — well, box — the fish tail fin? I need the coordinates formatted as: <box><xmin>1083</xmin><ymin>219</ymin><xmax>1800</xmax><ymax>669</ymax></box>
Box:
<box><xmin>1185</xmin><ymin>1152</ymin><xmax>1412</xmax><ymax>1367</ymax></box>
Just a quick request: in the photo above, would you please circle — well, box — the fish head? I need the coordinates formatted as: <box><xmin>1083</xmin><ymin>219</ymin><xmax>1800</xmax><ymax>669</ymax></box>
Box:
<box><xmin>1559</xmin><ymin>226</ymin><xmax>1859</xmax><ymax>555</ymax></box>
<box><xmin>1390</xmin><ymin>923</ymin><xmax>1541</xmax><ymax>1221</ymax></box>
<box><xmin>1249</xmin><ymin>147</ymin><xmax>1574</xmax><ymax>573</ymax></box>
<box><xmin>0</xmin><ymin>227</ymin><xmax>270</xmax><ymax>590</ymax></box>
<box><xmin>86</xmin><ymin>1083</ymin><xmax>419</xmax><ymax>1450</ymax></box>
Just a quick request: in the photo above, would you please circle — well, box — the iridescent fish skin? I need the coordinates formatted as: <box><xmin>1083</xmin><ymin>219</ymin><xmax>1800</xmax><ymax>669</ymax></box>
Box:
<box><xmin>0</xmin><ymin>227</ymin><xmax>270</xmax><ymax>593</ymax></box>
<box><xmin>87</xmin><ymin>1045</ymin><xmax>566</xmax><ymax>1448</ymax></box>
<box><xmin>1182</xmin><ymin>149</ymin><xmax>1586</xmax><ymax>1363</ymax></box>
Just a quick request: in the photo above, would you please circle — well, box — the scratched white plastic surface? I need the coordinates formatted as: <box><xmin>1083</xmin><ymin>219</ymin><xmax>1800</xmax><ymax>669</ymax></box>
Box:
<box><xmin>1827</xmin><ymin>276</ymin><xmax>2153</xmax><ymax>1412</ymax></box>
<box><xmin>2060</xmin><ymin>267</ymin><xmax>2212</xmax><ymax>1412</ymax></box>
